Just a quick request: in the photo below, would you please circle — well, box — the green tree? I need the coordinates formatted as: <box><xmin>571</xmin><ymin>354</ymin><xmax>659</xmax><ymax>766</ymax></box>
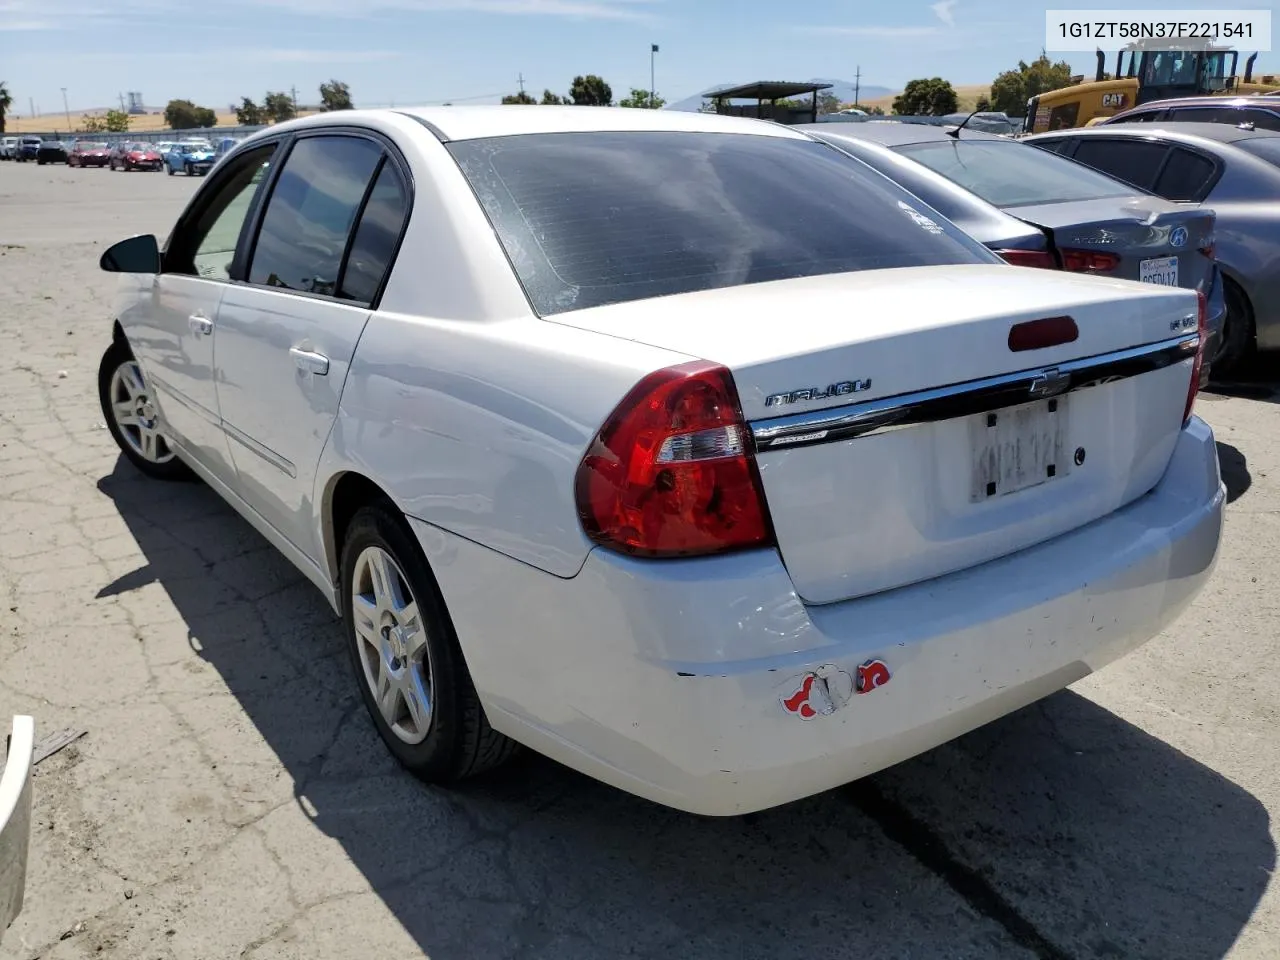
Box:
<box><xmin>80</xmin><ymin>114</ymin><xmax>106</xmax><ymax>133</ymax></box>
<box><xmin>104</xmin><ymin>108</ymin><xmax>132</xmax><ymax>132</ymax></box>
<box><xmin>618</xmin><ymin>88</ymin><xmax>665</xmax><ymax>109</ymax></box>
<box><xmin>989</xmin><ymin>53</ymin><xmax>1073</xmax><ymax>116</ymax></box>
<box><xmin>892</xmin><ymin>78</ymin><xmax>959</xmax><ymax>116</ymax></box>
<box><xmin>698</xmin><ymin>98</ymin><xmax>717</xmax><ymax>113</ymax></box>
<box><xmin>319</xmin><ymin>79</ymin><xmax>353</xmax><ymax>111</ymax></box>
<box><xmin>540</xmin><ymin>89</ymin><xmax>565</xmax><ymax>104</ymax></box>
<box><xmin>263</xmin><ymin>91</ymin><xmax>296</xmax><ymax>123</ymax></box>
<box><xmin>0</xmin><ymin>81</ymin><xmax>11</xmax><ymax>135</ymax></box>
<box><xmin>817</xmin><ymin>92</ymin><xmax>841</xmax><ymax>114</ymax></box>
<box><xmin>568</xmin><ymin>74</ymin><xmax>612</xmax><ymax>106</ymax></box>
<box><xmin>864</xmin><ymin>105</ymin><xmax>886</xmax><ymax>115</ymax></box>
<box><xmin>166</xmin><ymin>99</ymin><xmax>216</xmax><ymax>129</ymax></box>
<box><xmin>501</xmin><ymin>91</ymin><xmax>537</xmax><ymax>104</ymax></box>
<box><xmin>974</xmin><ymin>96</ymin><xmax>992</xmax><ymax>112</ymax></box>
<box><xmin>235</xmin><ymin>97</ymin><xmax>265</xmax><ymax>125</ymax></box>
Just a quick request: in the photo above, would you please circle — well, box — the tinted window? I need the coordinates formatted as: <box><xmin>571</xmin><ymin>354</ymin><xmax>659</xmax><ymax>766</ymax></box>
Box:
<box><xmin>1111</xmin><ymin>110</ymin><xmax>1164</xmax><ymax>123</ymax></box>
<box><xmin>1031</xmin><ymin>138</ymin><xmax>1074</xmax><ymax>155</ymax></box>
<box><xmin>1067</xmin><ymin>139</ymin><xmax>1168</xmax><ymax>191</ymax></box>
<box><xmin>1166</xmin><ymin>107</ymin><xmax>1228</xmax><ymax>123</ymax></box>
<box><xmin>447</xmin><ymin>132</ymin><xmax>995</xmax><ymax>317</ymax></box>
<box><xmin>1047</xmin><ymin>102</ymin><xmax>1079</xmax><ymax>131</ymax></box>
<box><xmin>338</xmin><ymin>161</ymin><xmax>408</xmax><ymax>305</ymax></box>
<box><xmin>1242</xmin><ymin>109</ymin><xmax>1280</xmax><ymax>132</ymax></box>
<box><xmin>167</xmin><ymin>144</ymin><xmax>276</xmax><ymax>281</ymax></box>
<box><xmin>894</xmin><ymin>139</ymin><xmax>1135</xmax><ymax>207</ymax></box>
<box><xmin>1236</xmin><ymin>137</ymin><xmax>1280</xmax><ymax>169</ymax></box>
<box><xmin>1152</xmin><ymin>148</ymin><xmax>1216</xmax><ymax>201</ymax></box>
<box><xmin>249</xmin><ymin>136</ymin><xmax>382</xmax><ymax>296</ymax></box>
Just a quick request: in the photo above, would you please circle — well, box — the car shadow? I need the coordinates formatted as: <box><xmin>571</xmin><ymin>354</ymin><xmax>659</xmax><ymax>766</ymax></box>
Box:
<box><xmin>1216</xmin><ymin>441</ymin><xmax>1251</xmax><ymax>503</ymax></box>
<box><xmin>1205</xmin><ymin>355</ymin><xmax>1278</xmax><ymax>403</ymax></box>
<box><xmin>94</xmin><ymin>460</ymin><xmax>1273</xmax><ymax>960</ymax></box>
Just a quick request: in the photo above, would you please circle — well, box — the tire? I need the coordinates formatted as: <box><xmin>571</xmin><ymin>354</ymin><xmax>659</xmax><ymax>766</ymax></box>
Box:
<box><xmin>98</xmin><ymin>339</ymin><xmax>193</xmax><ymax>481</ymax></box>
<box><xmin>167</xmin><ymin>164</ymin><xmax>175</xmax><ymax>176</ymax></box>
<box><xmin>341</xmin><ymin>503</ymin><xmax>518</xmax><ymax>784</ymax></box>
<box><xmin>185</xmin><ymin>162</ymin><xmax>192</xmax><ymax>176</ymax></box>
<box><xmin>1214</xmin><ymin>277</ymin><xmax>1257</xmax><ymax>376</ymax></box>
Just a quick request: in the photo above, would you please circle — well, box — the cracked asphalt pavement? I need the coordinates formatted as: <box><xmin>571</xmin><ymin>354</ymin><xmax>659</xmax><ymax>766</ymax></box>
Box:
<box><xmin>1</xmin><ymin>161</ymin><xmax>1278</xmax><ymax>960</ymax></box>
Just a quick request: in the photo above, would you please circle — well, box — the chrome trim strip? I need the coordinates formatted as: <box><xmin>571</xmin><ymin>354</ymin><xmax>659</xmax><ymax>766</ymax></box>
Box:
<box><xmin>751</xmin><ymin>333</ymin><xmax>1198</xmax><ymax>452</ymax></box>
<box><xmin>223</xmin><ymin>422</ymin><xmax>297</xmax><ymax>478</ymax></box>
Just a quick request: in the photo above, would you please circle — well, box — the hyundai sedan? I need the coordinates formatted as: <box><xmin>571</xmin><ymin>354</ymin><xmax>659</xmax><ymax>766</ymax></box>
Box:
<box><xmin>94</xmin><ymin>107</ymin><xmax>1224</xmax><ymax>816</ymax></box>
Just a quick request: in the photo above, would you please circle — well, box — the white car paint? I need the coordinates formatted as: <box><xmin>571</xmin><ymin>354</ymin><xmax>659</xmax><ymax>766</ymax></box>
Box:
<box><xmin>0</xmin><ymin>716</ymin><xmax>34</xmax><ymax>937</ymax></box>
<box><xmin>104</xmin><ymin>106</ymin><xmax>1223</xmax><ymax>815</ymax></box>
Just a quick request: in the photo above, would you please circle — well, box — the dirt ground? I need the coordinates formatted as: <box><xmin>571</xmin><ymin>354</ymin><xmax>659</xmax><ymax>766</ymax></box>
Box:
<box><xmin>0</xmin><ymin>159</ymin><xmax>1277</xmax><ymax>960</ymax></box>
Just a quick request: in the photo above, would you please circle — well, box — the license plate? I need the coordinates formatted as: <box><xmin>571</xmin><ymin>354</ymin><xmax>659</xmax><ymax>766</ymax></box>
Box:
<box><xmin>1140</xmin><ymin>256</ymin><xmax>1179</xmax><ymax>286</ymax></box>
<box><xmin>970</xmin><ymin>398</ymin><xmax>1068</xmax><ymax>502</ymax></box>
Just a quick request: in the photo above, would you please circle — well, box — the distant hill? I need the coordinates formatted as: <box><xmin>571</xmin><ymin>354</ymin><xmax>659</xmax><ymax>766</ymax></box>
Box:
<box><xmin>666</xmin><ymin>78</ymin><xmax>894</xmax><ymax>112</ymax></box>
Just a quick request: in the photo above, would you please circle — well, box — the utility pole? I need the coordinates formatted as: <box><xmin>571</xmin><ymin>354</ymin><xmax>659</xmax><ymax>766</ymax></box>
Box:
<box><xmin>118</xmin><ymin>92</ymin><xmax>126</xmax><ymax>112</ymax></box>
<box><xmin>854</xmin><ymin>65</ymin><xmax>861</xmax><ymax>108</ymax></box>
<box><xmin>28</xmin><ymin>97</ymin><xmax>35</xmax><ymax>118</ymax></box>
<box><xmin>291</xmin><ymin>85</ymin><xmax>298</xmax><ymax>115</ymax></box>
<box><xmin>61</xmin><ymin>88</ymin><xmax>71</xmax><ymax>131</ymax></box>
<box><xmin>518</xmin><ymin>72</ymin><xmax>525</xmax><ymax>95</ymax></box>
<box><xmin>650</xmin><ymin>43</ymin><xmax>659</xmax><ymax>107</ymax></box>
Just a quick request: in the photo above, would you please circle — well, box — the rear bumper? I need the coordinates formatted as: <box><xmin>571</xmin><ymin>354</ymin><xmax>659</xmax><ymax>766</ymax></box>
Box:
<box><xmin>418</xmin><ymin>417</ymin><xmax>1224</xmax><ymax>816</ymax></box>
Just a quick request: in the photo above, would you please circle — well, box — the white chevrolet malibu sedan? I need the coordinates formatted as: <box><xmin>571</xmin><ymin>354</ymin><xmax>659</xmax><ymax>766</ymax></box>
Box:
<box><xmin>96</xmin><ymin>106</ymin><xmax>1224</xmax><ymax>816</ymax></box>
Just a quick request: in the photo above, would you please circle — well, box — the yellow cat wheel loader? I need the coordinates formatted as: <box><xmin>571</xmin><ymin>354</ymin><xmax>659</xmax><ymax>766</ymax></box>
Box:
<box><xmin>1025</xmin><ymin>42</ymin><xmax>1279</xmax><ymax>133</ymax></box>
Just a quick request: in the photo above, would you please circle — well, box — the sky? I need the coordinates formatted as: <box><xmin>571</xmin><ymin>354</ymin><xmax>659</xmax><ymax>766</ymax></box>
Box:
<box><xmin>1</xmin><ymin>0</ymin><xmax>1277</xmax><ymax>115</ymax></box>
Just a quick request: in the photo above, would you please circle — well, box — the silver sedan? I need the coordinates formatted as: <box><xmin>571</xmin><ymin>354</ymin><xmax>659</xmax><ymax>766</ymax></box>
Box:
<box><xmin>1024</xmin><ymin>122</ymin><xmax>1280</xmax><ymax>371</ymax></box>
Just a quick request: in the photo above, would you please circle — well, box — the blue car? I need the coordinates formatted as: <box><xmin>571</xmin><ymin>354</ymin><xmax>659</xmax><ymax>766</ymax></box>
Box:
<box><xmin>165</xmin><ymin>140</ymin><xmax>215</xmax><ymax>177</ymax></box>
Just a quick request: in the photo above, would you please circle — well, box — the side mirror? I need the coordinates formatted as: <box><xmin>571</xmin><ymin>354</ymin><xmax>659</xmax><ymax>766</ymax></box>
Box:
<box><xmin>100</xmin><ymin>234</ymin><xmax>160</xmax><ymax>274</ymax></box>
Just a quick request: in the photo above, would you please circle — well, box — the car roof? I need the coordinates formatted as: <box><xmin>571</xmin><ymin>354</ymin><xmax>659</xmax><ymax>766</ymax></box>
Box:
<box><xmin>267</xmin><ymin>105</ymin><xmax>810</xmax><ymax>143</ymax></box>
<box><xmin>1130</xmin><ymin>95</ymin><xmax>1280</xmax><ymax>110</ymax></box>
<box><xmin>1029</xmin><ymin>122</ymin><xmax>1280</xmax><ymax>147</ymax></box>
<box><xmin>793</xmin><ymin>121</ymin><xmax>1010</xmax><ymax>148</ymax></box>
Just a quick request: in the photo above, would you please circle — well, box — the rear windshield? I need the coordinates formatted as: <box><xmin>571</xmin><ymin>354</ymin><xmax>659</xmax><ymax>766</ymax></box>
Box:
<box><xmin>1235</xmin><ymin>137</ymin><xmax>1280</xmax><ymax>169</ymax></box>
<box><xmin>894</xmin><ymin>139</ymin><xmax>1137</xmax><ymax>208</ymax></box>
<box><xmin>446</xmin><ymin>132</ymin><xmax>995</xmax><ymax>316</ymax></box>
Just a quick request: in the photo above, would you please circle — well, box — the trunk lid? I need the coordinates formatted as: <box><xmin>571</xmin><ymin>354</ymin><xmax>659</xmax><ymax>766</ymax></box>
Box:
<box><xmin>1004</xmin><ymin>197</ymin><xmax>1216</xmax><ymax>293</ymax></box>
<box><xmin>553</xmin><ymin>265</ymin><xmax>1201</xmax><ymax>604</ymax></box>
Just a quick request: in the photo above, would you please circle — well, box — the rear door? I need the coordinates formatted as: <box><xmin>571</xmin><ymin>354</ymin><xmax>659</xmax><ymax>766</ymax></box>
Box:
<box><xmin>1066</xmin><ymin>137</ymin><xmax>1169</xmax><ymax>191</ymax></box>
<box><xmin>213</xmin><ymin>130</ymin><xmax>410</xmax><ymax>560</ymax></box>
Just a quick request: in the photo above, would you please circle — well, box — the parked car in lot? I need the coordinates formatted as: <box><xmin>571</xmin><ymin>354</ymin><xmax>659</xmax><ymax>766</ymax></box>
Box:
<box><xmin>1098</xmin><ymin>95</ymin><xmax>1280</xmax><ymax>131</ymax></box>
<box><xmin>797</xmin><ymin>122</ymin><xmax>1227</xmax><ymax>371</ymax></box>
<box><xmin>211</xmin><ymin>136</ymin><xmax>241</xmax><ymax>169</ymax></box>
<box><xmin>0</xmin><ymin>136</ymin><xmax>18</xmax><ymax>160</ymax></box>
<box><xmin>1025</xmin><ymin>122</ymin><xmax>1280</xmax><ymax>371</ymax></box>
<box><xmin>110</xmin><ymin>141</ymin><xmax>163</xmax><ymax>171</ymax></box>
<box><xmin>35</xmin><ymin>140</ymin><xmax>69</xmax><ymax>165</ymax></box>
<box><xmin>68</xmin><ymin>140</ymin><xmax>112</xmax><ymax>167</ymax></box>
<box><xmin>165</xmin><ymin>140</ymin><xmax>215</xmax><ymax>176</ymax></box>
<box><xmin>15</xmin><ymin>137</ymin><xmax>42</xmax><ymax>162</ymax></box>
<box><xmin>93</xmin><ymin>107</ymin><xmax>1223</xmax><ymax>816</ymax></box>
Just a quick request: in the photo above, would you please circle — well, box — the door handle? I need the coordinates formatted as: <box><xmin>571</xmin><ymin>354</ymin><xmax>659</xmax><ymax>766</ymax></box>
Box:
<box><xmin>290</xmin><ymin>347</ymin><xmax>329</xmax><ymax>376</ymax></box>
<box><xmin>188</xmin><ymin>314</ymin><xmax>213</xmax><ymax>336</ymax></box>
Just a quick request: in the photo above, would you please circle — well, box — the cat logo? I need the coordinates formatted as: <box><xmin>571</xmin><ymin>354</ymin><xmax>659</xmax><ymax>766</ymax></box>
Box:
<box><xmin>1102</xmin><ymin>93</ymin><xmax>1128</xmax><ymax>108</ymax></box>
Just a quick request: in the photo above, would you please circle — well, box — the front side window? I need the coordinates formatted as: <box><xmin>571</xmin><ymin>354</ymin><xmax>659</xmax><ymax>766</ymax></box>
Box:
<box><xmin>894</xmin><ymin>138</ymin><xmax>1137</xmax><ymax>207</ymax></box>
<box><xmin>248</xmin><ymin>135</ymin><xmax>383</xmax><ymax>297</ymax></box>
<box><xmin>165</xmin><ymin>143</ymin><xmax>277</xmax><ymax>281</ymax></box>
<box><xmin>447</xmin><ymin>132</ymin><xmax>995</xmax><ymax>317</ymax></box>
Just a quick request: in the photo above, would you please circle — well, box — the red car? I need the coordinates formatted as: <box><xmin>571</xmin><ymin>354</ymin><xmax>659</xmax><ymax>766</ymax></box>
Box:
<box><xmin>68</xmin><ymin>141</ymin><xmax>112</xmax><ymax>168</ymax></box>
<box><xmin>109</xmin><ymin>142</ymin><xmax>163</xmax><ymax>172</ymax></box>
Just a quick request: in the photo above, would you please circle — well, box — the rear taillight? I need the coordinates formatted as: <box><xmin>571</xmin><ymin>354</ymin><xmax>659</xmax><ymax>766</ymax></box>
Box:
<box><xmin>574</xmin><ymin>361</ymin><xmax>774</xmax><ymax>558</ymax></box>
<box><xmin>996</xmin><ymin>249</ymin><xmax>1058</xmax><ymax>269</ymax></box>
<box><xmin>1059</xmin><ymin>249</ymin><xmax>1121</xmax><ymax>273</ymax></box>
<box><xmin>1184</xmin><ymin>291</ymin><xmax>1207</xmax><ymax>425</ymax></box>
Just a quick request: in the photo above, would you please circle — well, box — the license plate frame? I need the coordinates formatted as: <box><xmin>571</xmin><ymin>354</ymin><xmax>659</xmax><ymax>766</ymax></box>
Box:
<box><xmin>969</xmin><ymin>398</ymin><xmax>1069</xmax><ymax>502</ymax></box>
<box><xmin>1140</xmin><ymin>255</ymin><xmax>1179</xmax><ymax>286</ymax></box>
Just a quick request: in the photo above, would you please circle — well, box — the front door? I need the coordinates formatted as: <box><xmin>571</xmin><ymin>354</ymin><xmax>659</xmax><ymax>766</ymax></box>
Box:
<box><xmin>214</xmin><ymin>133</ymin><xmax>409</xmax><ymax>560</ymax></box>
<box><xmin>128</xmin><ymin>142</ymin><xmax>279</xmax><ymax>482</ymax></box>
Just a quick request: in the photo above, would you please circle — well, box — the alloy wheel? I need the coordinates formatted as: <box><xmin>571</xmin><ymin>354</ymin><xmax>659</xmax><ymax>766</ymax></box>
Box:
<box><xmin>350</xmin><ymin>545</ymin><xmax>434</xmax><ymax>745</ymax></box>
<box><xmin>107</xmin><ymin>361</ymin><xmax>175</xmax><ymax>464</ymax></box>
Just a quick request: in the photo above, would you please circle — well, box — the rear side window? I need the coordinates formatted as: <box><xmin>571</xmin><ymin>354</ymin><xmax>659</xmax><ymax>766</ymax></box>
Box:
<box><xmin>1110</xmin><ymin>110</ymin><xmax>1164</xmax><ymax>123</ymax></box>
<box><xmin>249</xmin><ymin>135</ymin><xmax>383</xmax><ymax>297</ymax></box>
<box><xmin>893</xmin><ymin>139</ymin><xmax>1136</xmax><ymax>207</ymax></box>
<box><xmin>1242</xmin><ymin>109</ymin><xmax>1280</xmax><ymax>132</ymax></box>
<box><xmin>1166</xmin><ymin>107</ymin><xmax>1229</xmax><ymax>124</ymax></box>
<box><xmin>447</xmin><ymin>132</ymin><xmax>995</xmax><ymax>317</ymax></box>
<box><xmin>338</xmin><ymin>161</ymin><xmax>409</xmax><ymax>305</ymax></box>
<box><xmin>1067</xmin><ymin>139</ymin><xmax>1168</xmax><ymax>191</ymax></box>
<box><xmin>1153</xmin><ymin>147</ymin><xmax>1217</xmax><ymax>201</ymax></box>
<box><xmin>1236</xmin><ymin>137</ymin><xmax>1280</xmax><ymax>169</ymax></box>
<box><xmin>1029</xmin><ymin>138</ymin><xmax>1074</xmax><ymax>155</ymax></box>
